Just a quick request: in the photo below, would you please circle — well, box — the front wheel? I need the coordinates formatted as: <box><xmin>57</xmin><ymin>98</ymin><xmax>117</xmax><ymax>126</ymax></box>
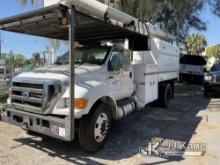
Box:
<box><xmin>78</xmin><ymin>104</ymin><xmax>112</xmax><ymax>152</ymax></box>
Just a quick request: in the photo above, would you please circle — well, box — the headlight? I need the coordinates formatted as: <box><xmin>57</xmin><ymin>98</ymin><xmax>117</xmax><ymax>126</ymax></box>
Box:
<box><xmin>57</xmin><ymin>98</ymin><xmax>88</xmax><ymax>109</ymax></box>
<box><xmin>205</xmin><ymin>76</ymin><xmax>212</xmax><ymax>81</ymax></box>
<box><xmin>57</xmin><ymin>98</ymin><xmax>69</xmax><ymax>109</ymax></box>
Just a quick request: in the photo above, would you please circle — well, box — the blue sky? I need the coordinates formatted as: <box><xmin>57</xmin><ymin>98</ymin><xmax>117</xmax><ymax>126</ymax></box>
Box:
<box><xmin>0</xmin><ymin>0</ymin><xmax>48</xmax><ymax>58</ymax></box>
<box><xmin>0</xmin><ymin>0</ymin><xmax>220</xmax><ymax>58</ymax></box>
<box><xmin>193</xmin><ymin>4</ymin><xmax>220</xmax><ymax>46</ymax></box>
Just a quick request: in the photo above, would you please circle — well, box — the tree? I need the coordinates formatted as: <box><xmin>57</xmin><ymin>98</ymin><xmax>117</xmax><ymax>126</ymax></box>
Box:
<box><xmin>14</xmin><ymin>54</ymin><xmax>26</xmax><ymax>67</ymax></box>
<box><xmin>1</xmin><ymin>52</ymin><xmax>32</xmax><ymax>68</ymax></box>
<box><xmin>209</xmin><ymin>0</ymin><xmax>220</xmax><ymax>17</ymax></box>
<box><xmin>116</xmin><ymin>0</ymin><xmax>206</xmax><ymax>43</ymax></box>
<box><xmin>206</xmin><ymin>45</ymin><xmax>220</xmax><ymax>60</ymax></box>
<box><xmin>184</xmin><ymin>33</ymin><xmax>207</xmax><ymax>55</ymax></box>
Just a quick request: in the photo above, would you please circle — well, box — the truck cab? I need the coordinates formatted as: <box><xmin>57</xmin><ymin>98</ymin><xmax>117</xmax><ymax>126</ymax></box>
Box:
<box><xmin>10</xmin><ymin>45</ymin><xmax>134</xmax><ymax>117</ymax></box>
<box><xmin>5</xmin><ymin>45</ymin><xmax>137</xmax><ymax>151</ymax></box>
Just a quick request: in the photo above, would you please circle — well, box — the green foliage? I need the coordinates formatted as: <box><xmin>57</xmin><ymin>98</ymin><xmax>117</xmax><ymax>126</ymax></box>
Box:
<box><xmin>1</xmin><ymin>53</ymin><xmax>32</xmax><ymax>68</ymax></box>
<box><xmin>117</xmin><ymin>0</ymin><xmax>206</xmax><ymax>43</ymax></box>
<box><xmin>184</xmin><ymin>33</ymin><xmax>207</xmax><ymax>55</ymax></box>
<box><xmin>209</xmin><ymin>0</ymin><xmax>220</xmax><ymax>17</ymax></box>
<box><xmin>206</xmin><ymin>44</ymin><xmax>220</xmax><ymax>59</ymax></box>
<box><xmin>0</xmin><ymin>97</ymin><xmax>7</xmax><ymax>105</ymax></box>
<box><xmin>14</xmin><ymin>54</ymin><xmax>26</xmax><ymax>67</ymax></box>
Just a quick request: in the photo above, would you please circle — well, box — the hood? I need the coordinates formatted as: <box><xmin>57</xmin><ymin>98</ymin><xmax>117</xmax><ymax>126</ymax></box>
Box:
<box><xmin>14</xmin><ymin>64</ymin><xmax>104</xmax><ymax>83</ymax></box>
<box><xmin>13</xmin><ymin>71</ymin><xmax>69</xmax><ymax>85</ymax></box>
<box><xmin>34</xmin><ymin>64</ymin><xmax>103</xmax><ymax>75</ymax></box>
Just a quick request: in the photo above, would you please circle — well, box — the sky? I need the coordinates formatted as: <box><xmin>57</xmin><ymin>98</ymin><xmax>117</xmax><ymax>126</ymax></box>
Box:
<box><xmin>0</xmin><ymin>0</ymin><xmax>220</xmax><ymax>58</ymax></box>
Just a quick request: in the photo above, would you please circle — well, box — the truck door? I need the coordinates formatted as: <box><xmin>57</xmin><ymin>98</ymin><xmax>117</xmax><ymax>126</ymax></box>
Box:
<box><xmin>108</xmin><ymin>49</ymin><xmax>124</xmax><ymax>100</ymax></box>
<box><xmin>108</xmin><ymin>49</ymin><xmax>134</xmax><ymax>100</ymax></box>
<box><xmin>121</xmin><ymin>50</ymin><xmax>134</xmax><ymax>98</ymax></box>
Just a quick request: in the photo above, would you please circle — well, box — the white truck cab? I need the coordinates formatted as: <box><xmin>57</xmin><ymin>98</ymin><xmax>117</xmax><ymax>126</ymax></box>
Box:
<box><xmin>14</xmin><ymin>45</ymin><xmax>135</xmax><ymax>119</ymax></box>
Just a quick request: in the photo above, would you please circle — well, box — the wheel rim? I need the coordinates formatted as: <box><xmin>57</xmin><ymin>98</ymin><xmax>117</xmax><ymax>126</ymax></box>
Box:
<box><xmin>94</xmin><ymin>112</ymin><xmax>109</xmax><ymax>143</ymax></box>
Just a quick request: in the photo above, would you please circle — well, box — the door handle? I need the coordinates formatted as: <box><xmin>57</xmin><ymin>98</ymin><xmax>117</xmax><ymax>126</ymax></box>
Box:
<box><xmin>109</xmin><ymin>76</ymin><xmax>114</xmax><ymax>79</ymax></box>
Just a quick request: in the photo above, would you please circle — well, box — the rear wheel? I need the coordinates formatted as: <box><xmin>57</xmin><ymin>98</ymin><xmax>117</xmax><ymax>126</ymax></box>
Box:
<box><xmin>78</xmin><ymin>104</ymin><xmax>112</xmax><ymax>152</ymax></box>
<box><xmin>159</xmin><ymin>83</ymin><xmax>172</xmax><ymax>108</ymax></box>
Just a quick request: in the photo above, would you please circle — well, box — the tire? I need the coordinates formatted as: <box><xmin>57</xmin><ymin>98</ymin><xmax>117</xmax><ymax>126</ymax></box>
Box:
<box><xmin>203</xmin><ymin>84</ymin><xmax>210</xmax><ymax>97</ymax></box>
<box><xmin>78</xmin><ymin>103</ymin><xmax>112</xmax><ymax>152</ymax></box>
<box><xmin>159</xmin><ymin>83</ymin><xmax>172</xmax><ymax>108</ymax></box>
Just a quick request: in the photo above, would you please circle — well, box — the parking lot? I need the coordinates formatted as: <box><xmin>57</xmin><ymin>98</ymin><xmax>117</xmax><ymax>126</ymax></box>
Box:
<box><xmin>0</xmin><ymin>84</ymin><xmax>220</xmax><ymax>165</ymax></box>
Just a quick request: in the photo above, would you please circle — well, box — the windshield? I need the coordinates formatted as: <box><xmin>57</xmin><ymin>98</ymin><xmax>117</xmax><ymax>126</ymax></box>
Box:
<box><xmin>211</xmin><ymin>64</ymin><xmax>220</xmax><ymax>72</ymax></box>
<box><xmin>55</xmin><ymin>48</ymin><xmax>109</xmax><ymax>65</ymax></box>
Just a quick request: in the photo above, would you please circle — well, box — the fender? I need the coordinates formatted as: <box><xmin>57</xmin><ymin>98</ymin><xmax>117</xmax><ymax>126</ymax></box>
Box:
<box><xmin>52</xmin><ymin>80</ymin><xmax>117</xmax><ymax>119</ymax></box>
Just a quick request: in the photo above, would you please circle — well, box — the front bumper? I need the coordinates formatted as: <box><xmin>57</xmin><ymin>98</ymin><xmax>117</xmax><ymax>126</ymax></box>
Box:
<box><xmin>1</xmin><ymin>107</ymin><xmax>73</xmax><ymax>141</ymax></box>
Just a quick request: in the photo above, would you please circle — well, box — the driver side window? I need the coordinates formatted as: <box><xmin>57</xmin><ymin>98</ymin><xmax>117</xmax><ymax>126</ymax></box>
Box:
<box><xmin>108</xmin><ymin>50</ymin><xmax>124</xmax><ymax>72</ymax></box>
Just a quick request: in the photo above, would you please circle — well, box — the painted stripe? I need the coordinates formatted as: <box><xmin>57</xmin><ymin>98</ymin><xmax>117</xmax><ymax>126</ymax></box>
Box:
<box><xmin>144</xmin><ymin>70</ymin><xmax>179</xmax><ymax>76</ymax></box>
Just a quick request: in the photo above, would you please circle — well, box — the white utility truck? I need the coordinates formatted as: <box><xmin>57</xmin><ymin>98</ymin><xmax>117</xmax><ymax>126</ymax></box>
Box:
<box><xmin>0</xmin><ymin>0</ymin><xmax>179</xmax><ymax>152</ymax></box>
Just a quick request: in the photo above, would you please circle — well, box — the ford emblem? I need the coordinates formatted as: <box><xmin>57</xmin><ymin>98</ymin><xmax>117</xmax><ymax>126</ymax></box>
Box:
<box><xmin>22</xmin><ymin>91</ymin><xmax>30</xmax><ymax>98</ymax></box>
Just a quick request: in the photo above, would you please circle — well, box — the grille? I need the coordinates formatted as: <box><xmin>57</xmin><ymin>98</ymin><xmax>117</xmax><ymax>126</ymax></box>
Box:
<box><xmin>11</xmin><ymin>82</ymin><xmax>46</xmax><ymax>114</ymax></box>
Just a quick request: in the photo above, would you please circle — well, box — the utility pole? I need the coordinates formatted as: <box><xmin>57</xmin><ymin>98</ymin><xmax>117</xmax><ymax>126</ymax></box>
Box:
<box><xmin>68</xmin><ymin>8</ymin><xmax>75</xmax><ymax>141</ymax></box>
<box><xmin>9</xmin><ymin>50</ymin><xmax>14</xmax><ymax>83</ymax></box>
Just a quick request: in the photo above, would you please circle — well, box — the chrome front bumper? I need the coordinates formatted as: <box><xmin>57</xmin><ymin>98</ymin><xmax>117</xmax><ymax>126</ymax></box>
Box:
<box><xmin>1</xmin><ymin>107</ymin><xmax>73</xmax><ymax>141</ymax></box>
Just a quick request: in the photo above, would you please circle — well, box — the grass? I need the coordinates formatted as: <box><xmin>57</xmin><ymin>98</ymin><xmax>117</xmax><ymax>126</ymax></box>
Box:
<box><xmin>175</xmin><ymin>83</ymin><xmax>202</xmax><ymax>94</ymax></box>
<box><xmin>0</xmin><ymin>97</ymin><xmax>7</xmax><ymax>108</ymax></box>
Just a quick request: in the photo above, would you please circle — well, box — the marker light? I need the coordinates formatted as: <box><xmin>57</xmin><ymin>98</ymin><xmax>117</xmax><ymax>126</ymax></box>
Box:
<box><xmin>75</xmin><ymin>99</ymin><xmax>88</xmax><ymax>109</ymax></box>
<box><xmin>61</xmin><ymin>16</ymin><xmax>68</xmax><ymax>25</ymax></box>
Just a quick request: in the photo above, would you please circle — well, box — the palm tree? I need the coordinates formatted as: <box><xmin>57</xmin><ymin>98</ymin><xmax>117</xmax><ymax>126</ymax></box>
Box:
<box><xmin>184</xmin><ymin>34</ymin><xmax>207</xmax><ymax>55</ymax></box>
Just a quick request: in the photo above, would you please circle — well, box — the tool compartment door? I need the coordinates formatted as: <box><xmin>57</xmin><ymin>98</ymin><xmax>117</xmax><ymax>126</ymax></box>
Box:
<box><xmin>144</xmin><ymin>65</ymin><xmax>158</xmax><ymax>103</ymax></box>
<box><xmin>134</xmin><ymin>64</ymin><xmax>158</xmax><ymax>105</ymax></box>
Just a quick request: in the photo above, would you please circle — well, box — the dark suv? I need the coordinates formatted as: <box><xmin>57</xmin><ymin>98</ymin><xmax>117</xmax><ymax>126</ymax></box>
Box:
<box><xmin>204</xmin><ymin>64</ymin><xmax>220</xmax><ymax>97</ymax></box>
